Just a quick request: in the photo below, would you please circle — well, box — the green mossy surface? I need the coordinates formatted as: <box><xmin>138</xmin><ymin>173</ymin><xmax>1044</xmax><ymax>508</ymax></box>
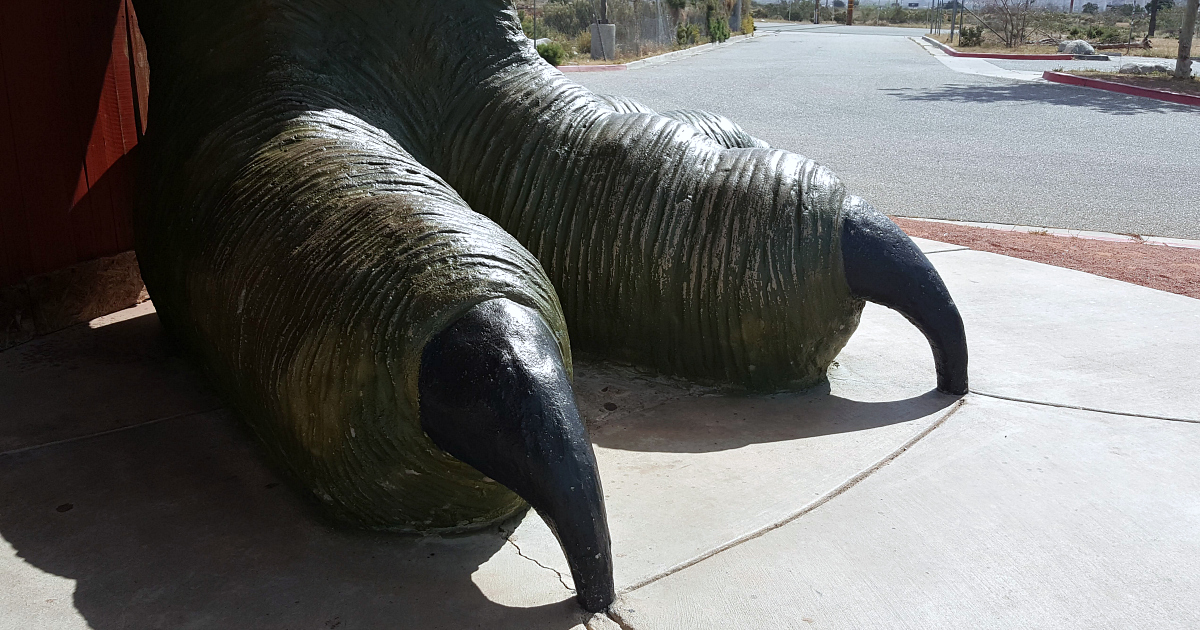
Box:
<box><xmin>135</xmin><ymin>0</ymin><xmax>864</xmax><ymax>532</ymax></box>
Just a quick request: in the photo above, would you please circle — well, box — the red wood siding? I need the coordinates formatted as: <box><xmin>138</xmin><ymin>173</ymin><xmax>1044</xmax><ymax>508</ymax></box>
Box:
<box><xmin>0</xmin><ymin>0</ymin><xmax>147</xmax><ymax>287</ymax></box>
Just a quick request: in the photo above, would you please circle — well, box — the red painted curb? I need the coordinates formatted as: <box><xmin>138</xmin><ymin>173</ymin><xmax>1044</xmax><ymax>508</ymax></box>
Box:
<box><xmin>557</xmin><ymin>64</ymin><xmax>628</xmax><ymax>72</ymax></box>
<box><xmin>1043</xmin><ymin>71</ymin><xmax>1200</xmax><ymax>107</ymax></box>
<box><xmin>923</xmin><ymin>36</ymin><xmax>1073</xmax><ymax>60</ymax></box>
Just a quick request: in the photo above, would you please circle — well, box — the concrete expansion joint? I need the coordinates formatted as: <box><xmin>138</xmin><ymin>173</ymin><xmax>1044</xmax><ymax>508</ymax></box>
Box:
<box><xmin>0</xmin><ymin>407</ymin><xmax>226</xmax><ymax>458</ymax></box>
<box><xmin>971</xmin><ymin>390</ymin><xmax>1200</xmax><ymax>425</ymax></box>
<box><xmin>614</xmin><ymin>397</ymin><xmax>968</xmax><ymax>597</ymax></box>
<box><xmin>504</xmin><ymin>535</ymin><xmax>574</xmax><ymax>593</ymax></box>
<box><xmin>602</xmin><ymin>607</ymin><xmax>637</xmax><ymax>630</ymax></box>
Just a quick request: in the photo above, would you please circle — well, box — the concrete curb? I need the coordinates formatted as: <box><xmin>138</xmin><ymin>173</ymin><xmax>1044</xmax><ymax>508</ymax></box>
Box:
<box><xmin>557</xmin><ymin>31</ymin><xmax>761</xmax><ymax>73</ymax></box>
<box><xmin>921</xmin><ymin>35</ymin><xmax>1084</xmax><ymax>61</ymax></box>
<box><xmin>1042</xmin><ymin>71</ymin><xmax>1200</xmax><ymax>107</ymax></box>
<box><xmin>557</xmin><ymin>64</ymin><xmax>627</xmax><ymax>72</ymax></box>
<box><xmin>895</xmin><ymin>216</ymin><xmax>1200</xmax><ymax>250</ymax></box>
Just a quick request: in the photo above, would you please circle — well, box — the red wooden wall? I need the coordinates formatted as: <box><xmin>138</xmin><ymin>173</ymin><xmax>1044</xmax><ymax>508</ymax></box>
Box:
<box><xmin>0</xmin><ymin>0</ymin><xmax>147</xmax><ymax>288</ymax></box>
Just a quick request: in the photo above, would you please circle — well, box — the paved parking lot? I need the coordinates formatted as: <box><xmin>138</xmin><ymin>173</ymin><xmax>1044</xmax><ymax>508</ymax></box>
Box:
<box><xmin>573</xmin><ymin>24</ymin><xmax>1200</xmax><ymax>239</ymax></box>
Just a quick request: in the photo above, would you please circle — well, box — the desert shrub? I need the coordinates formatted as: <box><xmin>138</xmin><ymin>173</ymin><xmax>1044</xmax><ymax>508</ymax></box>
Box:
<box><xmin>677</xmin><ymin>22</ymin><xmax>701</xmax><ymax>45</ymax></box>
<box><xmin>708</xmin><ymin>16</ymin><xmax>732</xmax><ymax>42</ymax></box>
<box><xmin>706</xmin><ymin>3</ymin><xmax>731</xmax><ymax>43</ymax></box>
<box><xmin>1086</xmin><ymin>24</ymin><xmax>1125</xmax><ymax>42</ymax></box>
<box><xmin>886</xmin><ymin>5</ymin><xmax>910</xmax><ymax>23</ymax></box>
<box><xmin>537</xmin><ymin>41</ymin><xmax>567</xmax><ymax>65</ymax></box>
<box><xmin>959</xmin><ymin>25</ymin><xmax>985</xmax><ymax>46</ymax></box>
<box><xmin>574</xmin><ymin>28</ymin><xmax>591</xmax><ymax>54</ymax></box>
<box><xmin>542</xmin><ymin>0</ymin><xmax>594</xmax><ymax>36</ymax></box>
<box><xmin>1082</xmin><ymin>2</ymin><xmax>1098</xmax><ymax>13</ymax></box>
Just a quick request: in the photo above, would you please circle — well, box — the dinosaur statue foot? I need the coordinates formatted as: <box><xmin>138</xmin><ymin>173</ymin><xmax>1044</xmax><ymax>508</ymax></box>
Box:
<box><xmin>840</xmin><ymin>197</ymin><xmax>969</xmax><ymax>395</ymax></box>
<box><xmin>419</xmin><ymin>299</ymin><xmax>615</xmax><ymax>613</ymax></box>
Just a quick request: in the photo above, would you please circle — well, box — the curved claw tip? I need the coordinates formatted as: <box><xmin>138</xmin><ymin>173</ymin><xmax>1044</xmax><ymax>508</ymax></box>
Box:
<box><xmin>840</xmin><ymin>198</ymin><xmax>969</xmax><ymax>395</ymax></box>
<box><xmin>419</xmin><ymin>299</ymin><xmax>614</xmax><ymax>612</ymax></box>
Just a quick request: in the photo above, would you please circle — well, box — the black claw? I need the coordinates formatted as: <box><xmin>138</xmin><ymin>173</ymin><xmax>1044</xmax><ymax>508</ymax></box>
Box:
<box><xmin>840</xmin><ymin>198</ymin><xmax>969</xmax><ymax>395</ymax></box>
<box><xmin>419</xmin><ymin>299</ymin><xmax>615</xmax><ymax>613</ymax></box>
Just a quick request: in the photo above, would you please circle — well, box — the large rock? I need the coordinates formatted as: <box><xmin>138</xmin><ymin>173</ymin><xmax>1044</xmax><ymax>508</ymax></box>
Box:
<box><xmin>1058</xmin><ymin>39</ymin><xmax>1096</xmax><ymax>55</ymax></box>
<box><xmin>1120</xmin><ymin>60</ymin><xmax>1173</xmax><ymax>74</ymax></box>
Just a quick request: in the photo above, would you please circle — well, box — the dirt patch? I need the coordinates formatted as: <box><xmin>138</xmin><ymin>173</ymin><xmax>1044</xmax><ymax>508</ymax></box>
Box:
<box><xmin>928</xmin><ymin>38</ymin><xmax>1062</xmax><ymax>56</ymax></box>
<box><xmin>892</xmin><ymin>218</ymin><xmax>1200</xmax><ymax>300</ymax></box>
<box><xmin>1063</xmin><ymin>70</ymin><xmax>1200</xmax><ymax>97</ymax></box>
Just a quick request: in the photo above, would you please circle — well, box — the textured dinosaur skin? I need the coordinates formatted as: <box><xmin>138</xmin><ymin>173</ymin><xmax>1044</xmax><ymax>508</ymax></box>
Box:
<box><xmin>132</xmin><ymin>0</ymin><xmax>966</xmax><ymax>611</ymax></box>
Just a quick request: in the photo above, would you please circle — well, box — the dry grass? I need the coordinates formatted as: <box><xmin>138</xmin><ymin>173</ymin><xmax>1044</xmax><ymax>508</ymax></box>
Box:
<box><xmin>928</xmin><ymin>33</ymin><xmax>1198</xmax><ymax>59</ymax></box>
<box><xmin>927</xmin><ymin>33</ymin><xmax>1063</xmax><ymax>55</ymax></box>
<box><xmin>1065</xmin><ymin>70</ymin><xmax>1200</xmax><ymax>96</ymax></box>
<box><xmin>1120</xmin><ymin>37</ymin><xmax>1199</xmax><ymax>59</ymax></box>
<box><xmin>893</xmin><ymin>218</ymin><xmax>1200</xmax><ymax>300</ymax></box>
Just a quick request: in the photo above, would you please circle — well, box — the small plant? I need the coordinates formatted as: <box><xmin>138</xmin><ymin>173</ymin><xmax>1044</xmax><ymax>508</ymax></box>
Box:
<box><xmin>959</xmin><ymin>25</ymin><xmax>985</xmax><ymax>46</ymax></box>
<box><xmin>708</xmin><ymin>17</ymin><xmax>731</xmax><ymax>42</ymax></box>
<box><xmin>677</xmin><ymin>23</ymin><xmax>701</xmax><ymax>46</ymax></box>
<box><xmin>1082</xmin><ymin>2</ymin><xmax>1098</xmax><ymax>13</ymax></box>
<box><xmin>537</xmin><ymin>41</ymin><xmax>567</xmax><ymax>66</ymax></box>
<box><xmin>575</xmin><ymin>29</ymin><xmax>591</xmax><ymax>55</ymax></box>
<box><xmin>742</xmin><ymin>13</ymin><xmax>755</xmax><ymax>34</ymax></box>
<box><xmin>1085</xmin><ymin>24</ymin><xmax>1125</xmax><ymax>43</ymax></box>
<box><xmin>706</xmin><ymin>4</ymin><xmax>732</xmax><ymax>43</ymax></box>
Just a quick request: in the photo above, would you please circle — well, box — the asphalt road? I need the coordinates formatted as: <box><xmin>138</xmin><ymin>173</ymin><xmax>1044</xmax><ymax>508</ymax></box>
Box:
<box><xmin>570</xmin><ymin>24</ymin><xmax>1200</xmax><ymax>239</ymax></box>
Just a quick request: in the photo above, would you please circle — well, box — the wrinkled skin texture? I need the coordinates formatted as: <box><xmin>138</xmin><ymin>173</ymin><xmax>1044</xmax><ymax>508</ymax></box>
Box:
<box><xmin>133</xmin><ymin>0</ymin><xmax>966</xmax><ymax>613</ymax></box>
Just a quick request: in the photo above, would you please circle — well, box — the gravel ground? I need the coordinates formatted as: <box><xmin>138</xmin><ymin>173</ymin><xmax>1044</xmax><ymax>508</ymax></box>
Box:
<box><xmin>571</xmin><ymin>25</ymin><xmax>1200</xmax><ymax>239</ymax></box>
<box><xmin>894</xmin><ymin>217</ymin><xmax>1200</xmax><ymax>299</ymax></box>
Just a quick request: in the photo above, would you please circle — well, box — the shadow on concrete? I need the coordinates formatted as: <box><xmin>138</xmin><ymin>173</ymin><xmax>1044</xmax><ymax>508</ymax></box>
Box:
<box><xmin>590</xmin><ymin>384</ymin><xmax>960</xmax><ymax>453</ymax></box>
<box><xmin>881</xmin><ymin>83</ymin><xmax>1200</xmax><ymax>116</ymax></box>
<box><xmin>0</xmin><ymin>410</ymin><xmax>584</xmax><ymax>629</ymax></box>
<box><xmin>0</xmin><ymin>307</ymin><xmax>220</xmax><ymax>453</ymax></box>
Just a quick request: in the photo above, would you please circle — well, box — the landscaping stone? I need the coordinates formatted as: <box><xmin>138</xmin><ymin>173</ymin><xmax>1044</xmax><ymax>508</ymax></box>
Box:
<box><xmin>1119</xmin><ymin>60</ymin><xmax>1174</xmax><ymax>74</ymax></box>
<box><xmin>1057</xmin><ymin>39</ymin><xmax>1096</xmax><ymax>55</ymax></box>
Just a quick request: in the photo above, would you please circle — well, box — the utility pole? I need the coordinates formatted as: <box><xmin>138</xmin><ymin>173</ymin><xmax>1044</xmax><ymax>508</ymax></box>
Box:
<box><xmin>1176</xmin><ymin>0</ymin><xmax>1198</xmax><ymax>78</ymax></box>
<box><xmin>846</xmin><ymin>0</ymin><xmax>854</xmax><ymax>24</ymax></box>
<box><xmin>601</xmin><ymin>0</ymin><xmax>608</xmax><ymax>23</ymax></box>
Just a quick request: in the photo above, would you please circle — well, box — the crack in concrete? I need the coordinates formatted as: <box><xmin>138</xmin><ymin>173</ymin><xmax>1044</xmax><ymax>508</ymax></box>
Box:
<box><xmin>0</xmin><ymin>408</ymin><xmax>227</xmax><ymax>458</ymax></box>
<box><xmin>505</xmin><ymin>536</ymin><xmax>574</xmax><ymax>593</ymax></box>
<box><xmin>614</xmin><ymin>397</ymin><xmax>968</xmax><ymax>596</ymax></box>
<box><xmin>971</xmin><ymin>390</ymin><xmax>1199</xmax><ymax>424</ymax></box>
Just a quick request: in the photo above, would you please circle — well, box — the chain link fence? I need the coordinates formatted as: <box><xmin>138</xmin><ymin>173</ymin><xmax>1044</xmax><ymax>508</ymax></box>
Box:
<box><xmin>519</xmin><ymin>0</ymin><xmax>747</xmax><ymax>61</ymax></box>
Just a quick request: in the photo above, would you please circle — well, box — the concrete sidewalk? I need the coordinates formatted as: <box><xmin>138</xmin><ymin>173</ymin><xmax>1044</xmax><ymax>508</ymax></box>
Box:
<box><xmin>2</xmin><ymin>238</ymin><xmax>1197</xmax><ymax>629</ymax></box>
